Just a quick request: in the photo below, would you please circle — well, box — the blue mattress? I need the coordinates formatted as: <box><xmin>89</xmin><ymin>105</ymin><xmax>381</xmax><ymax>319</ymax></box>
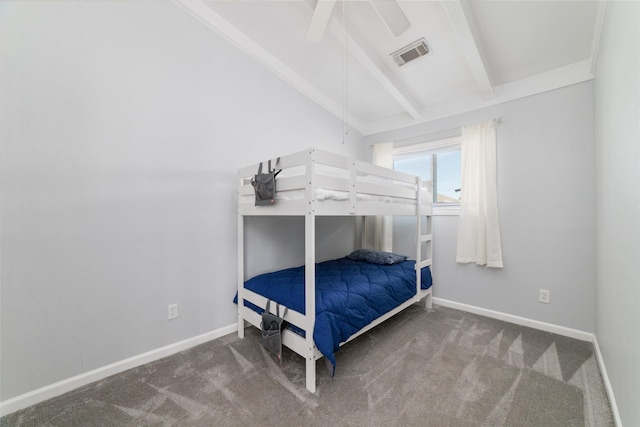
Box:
<box><xmin>237</xmin><ymin>257</ymin><xmax>432</xmax><ymax>373</ymax></box>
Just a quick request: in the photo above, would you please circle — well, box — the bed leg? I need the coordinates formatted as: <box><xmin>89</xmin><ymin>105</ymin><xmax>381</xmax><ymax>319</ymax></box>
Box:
<box><xmin>237</xmin><ymin>314</ymin><xmax>245</xmax><ymax>338</ymax></box>
<box><xmin>306</xmin><ymin>357</ymin><xmax>316</xmax><ymax>393</ymax></box>
<box><xmin>425</xmin><ymin>293</ymin><xmax>433</xmax><ymax>310</ymax></box>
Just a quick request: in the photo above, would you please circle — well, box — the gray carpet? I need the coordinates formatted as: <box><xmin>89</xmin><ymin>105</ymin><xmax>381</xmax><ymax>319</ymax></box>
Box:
<box><xmin>1</xmin><ymin>305</ymin><xmax>614</xmax><ymax>426</ymax></box>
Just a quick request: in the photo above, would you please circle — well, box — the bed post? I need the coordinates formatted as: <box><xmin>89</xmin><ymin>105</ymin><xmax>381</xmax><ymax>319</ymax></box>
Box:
<box><xmin>425</xmin><ymin>213</ymin><xmax>433</xmax><ymax>310</ymax></box>
<box><xmin>425</xmin><ymin>291</ymin><xmax>433</xmax><ymax>309</ymax></box>
<box><xmin>237</xmin><ymin>203</ymin><xmax>245</xmax><ymax>339</ymax></box>
<box><xmin>422</xmin><ymin>180</ymin><xmax>433</xmax><ymax>310</ymax></box>
<box><xmin>305</xmin><ymin>212</ymin><xmax>317</xmax><ymax>393</ymax></box>
<box><xmin>415</xmin><ymin>176</ymin><xmax>422</xmax><ymax>303</ymax></box>
<box><xmin>304</xmin><ymin>150</ymin><xmax>317</xmax><ymax>393</ymax></box>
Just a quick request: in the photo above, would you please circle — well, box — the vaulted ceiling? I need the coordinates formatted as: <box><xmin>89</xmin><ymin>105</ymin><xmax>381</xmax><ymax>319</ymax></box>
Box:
<box><xmin>175</xmin><ymin>0</ymin><xmax>605</xmax><ymax>136</ymax></box>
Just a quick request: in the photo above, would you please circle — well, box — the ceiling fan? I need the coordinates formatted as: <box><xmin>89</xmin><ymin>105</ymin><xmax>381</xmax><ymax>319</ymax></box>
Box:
<box><xmin>306</xmin><ymin>0</ymin><xmax>410</xmax><ymax>42</ymax></box>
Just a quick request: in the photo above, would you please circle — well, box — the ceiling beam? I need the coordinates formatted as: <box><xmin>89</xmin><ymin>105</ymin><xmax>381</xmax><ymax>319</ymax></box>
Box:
<box><xmin>589</xmin><ymin>0</ymin><xmax>608</xmax><ymax>75</ymax></box>
<box><xmin>316</xmin><ymin>3</ymin><xmax>424</xmax><ymax>121</ymax></box>
<box><xmin>364</xmin><ymin>59</ymin><xmax>593</xmax><ymax>136</ymax></box>
<box><xmin>306</xmin><ymin>0</ymin><xmax>336</xmax><ymax>43</ymax></box>
<box><xmin>173</xmin><ymin>0</ymin><xmax>363</xmax><ymax>133</ymax></box>
<box><xmin>442</xmin><ymin>0</ymin><xmax>495</xmax><ymax>99</ymax></box>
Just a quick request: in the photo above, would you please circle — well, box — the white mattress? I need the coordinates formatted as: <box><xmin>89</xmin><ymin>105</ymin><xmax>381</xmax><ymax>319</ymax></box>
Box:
<box><xmin>241</xmin><ymin>167</ymin><xmax>433</xmax><ymax>207</ymax></box>
<box><xmin>253</xmin><ymin>187</ymin><xmax>432</xmax><ymax>205</ymax></box>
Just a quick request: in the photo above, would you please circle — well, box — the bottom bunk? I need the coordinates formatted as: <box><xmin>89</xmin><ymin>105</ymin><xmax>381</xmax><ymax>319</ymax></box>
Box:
<box><xmin>235</xmin><ymin>252</ymin><xmax>433</xmax><ymax>388</ymax></box>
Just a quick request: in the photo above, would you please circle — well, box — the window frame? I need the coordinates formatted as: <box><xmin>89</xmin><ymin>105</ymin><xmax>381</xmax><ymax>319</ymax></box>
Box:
<box><xmin>393</xmin><ymin>136</ymin><xmax>461</xmax><ymax>216</ymax></box>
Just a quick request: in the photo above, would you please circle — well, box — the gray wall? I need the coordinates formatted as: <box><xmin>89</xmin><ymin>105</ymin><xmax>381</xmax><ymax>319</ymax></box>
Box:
<box><xmin>0</xmin><ymin>1</ymin><xmax>364</xmax><ymax>401</ymax></box>
<box><xmin>594</xmin><ymin>2</ymin><xmax>640</xmax><ymax>425</ymax></box>
<box><xmin>369</xmin><ymin>82</ymin><xmax>596</xmax><ymax>333</ymax></box>
<box><xmin>243</xmin><ymin>216</ymin><xmax>361</xmax><ymax>279</ymax></box>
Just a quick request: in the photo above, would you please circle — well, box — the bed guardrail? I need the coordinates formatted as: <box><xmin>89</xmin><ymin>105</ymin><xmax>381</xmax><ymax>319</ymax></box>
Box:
<box><xmin>238</xmin><ymin>148</ymin><xmax>429</xmax><ymax>216</ymax></box>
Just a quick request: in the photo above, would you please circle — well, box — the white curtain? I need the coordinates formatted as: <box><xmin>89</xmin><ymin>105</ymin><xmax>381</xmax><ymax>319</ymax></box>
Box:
<box><xmin>456</xmin><ymin>120</ymin><xmax>503</xmax><ymax>268</ymax></box>
<box><xmin>370</xmin><ymin>142</ymin><xmax>393</xmax><ymax>251</ymax></box>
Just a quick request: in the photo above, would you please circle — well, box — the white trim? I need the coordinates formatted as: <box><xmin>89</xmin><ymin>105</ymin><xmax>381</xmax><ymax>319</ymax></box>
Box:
<box><xmin>320</xmin><ymin>6</ymin><xmax>423</xmax><ymax>120</ymax></box>
<box><xmin>173</xmin><ymin>0</ymin><xmax>595</xmax><ymax>138</ymax></box>
<box><xmin>589</xmin><ymin>0</ymin><xmax>608</xmax><ymax>75</ymax></box>
<box><xmin>592</xmin><ymin>335</ymin><xmax>623</xmax><ymax>427</ymax></box>
<box><xmin>432</xmin><ymin>297</ymin><xmax>594</xmax><ymax>342</ymax></box>
<box><xmin>433</xmin><ymin>297</ymin><xmax>621</xmax><ymax>424</ymax></box>
<box><xmin>0</xmin><ymin>324</ymin><xmax>237</xmax><ymax>417</ymax></box>
<box><xmin>442</xmin><ymin>0</ymin><xmax>494</xmax><ymax>99</ymax></box>
<box><xmin>433</xmin><ymin>205</ymin><xmax>460</xmax><ymax>216</ymax></box>
<box><xmin>393</xmin><ymin>136</ymin><xmax>462</xmax><ymax>155</ymax></box>
<box><xmin>364</xmin><ymin>59</ymin><xmax>593</xmax><ymax>136</ymax></box>
<box><xmin>172</xmin><ymin>0</ymin><xmax>364</xmax><ymax>133</ymax></box>
<box><xmin>2</xmin><ymin>305</ymin><xmax>621</xmax><ymax>424</ymax></box>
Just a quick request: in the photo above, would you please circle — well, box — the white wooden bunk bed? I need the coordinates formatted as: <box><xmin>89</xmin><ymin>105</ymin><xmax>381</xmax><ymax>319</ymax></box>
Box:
<box><xmin>237</xmin><ymin>148</ymin><xmax>433</xmax><ymax>393</ymax></box>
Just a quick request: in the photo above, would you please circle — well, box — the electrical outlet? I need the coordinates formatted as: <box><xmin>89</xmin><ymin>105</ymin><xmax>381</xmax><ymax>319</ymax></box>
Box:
<box><xmin>539</xmin><ymin>289</ymin><xmax>550</xmax><ymax>304</ymax></box>
<box><xmin>168</xmin><ymin>304</ymin><xmax>178</xmax><ymax>320</ymax></box>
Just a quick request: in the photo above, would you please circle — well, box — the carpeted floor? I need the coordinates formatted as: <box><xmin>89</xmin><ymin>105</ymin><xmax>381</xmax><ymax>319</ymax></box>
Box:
<box><xmin>1</xmin><ymin>305</ymin><xmax>614</xmax><ymax>426</ymax></box>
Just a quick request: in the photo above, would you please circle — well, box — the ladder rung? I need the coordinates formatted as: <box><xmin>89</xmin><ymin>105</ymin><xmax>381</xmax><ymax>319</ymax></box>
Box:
<box><xmin>416</xmin><ymin>259</ymin><xmax>432</xmax><ymax>269</ymax></box>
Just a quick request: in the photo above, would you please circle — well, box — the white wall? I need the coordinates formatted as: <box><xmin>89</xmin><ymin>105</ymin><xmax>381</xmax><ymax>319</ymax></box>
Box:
<box><xmin>594</xmin><ymin>2</ymin><xmax>640</xmax><ymax>425</ymax></box>
<box><xmin>0</xmin><ymin>1</ymin><xmax>364</xmax><ymax>402</ymax></box>
<box><xmin>369</xmin><ymin>82</ymin><xmax>596</xmax><ymax>333</ymax></box>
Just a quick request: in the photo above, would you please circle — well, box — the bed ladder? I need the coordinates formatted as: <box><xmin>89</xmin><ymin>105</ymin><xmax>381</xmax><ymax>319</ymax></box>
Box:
<box><xmin>416</xmin><ymin>178</ymin><xmax>433</xmax><ymax>309</ymax></box>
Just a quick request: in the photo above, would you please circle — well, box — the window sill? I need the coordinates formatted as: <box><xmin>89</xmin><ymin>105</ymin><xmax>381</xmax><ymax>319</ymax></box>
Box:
<box><xmin>433</xmin><ymin>205</ymin><xmax>460</xmax><ymax>216</ymax></box>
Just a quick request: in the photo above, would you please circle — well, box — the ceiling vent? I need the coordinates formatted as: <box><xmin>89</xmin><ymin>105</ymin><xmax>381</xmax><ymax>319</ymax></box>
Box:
<box><xmin>391</xmin><ymin>39</ymin><xmax>430</xmax><ymax>67</ymax></box>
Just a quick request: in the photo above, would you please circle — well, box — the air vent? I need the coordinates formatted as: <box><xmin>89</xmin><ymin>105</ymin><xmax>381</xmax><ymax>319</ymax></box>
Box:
<box><xmin>391</xmin><ymin>39</ymin><xmax>430</xmax><ymax>67</ymax></box>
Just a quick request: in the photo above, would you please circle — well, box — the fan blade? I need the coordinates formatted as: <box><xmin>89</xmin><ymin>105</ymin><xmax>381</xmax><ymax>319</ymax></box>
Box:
<box><xmin>370</xmin><ymin>0</ymin><xmax>410</xmax><ymax>37</ymax></box>
<box><xmin>306</xmin><ymin>0</ymin><xmax>336</xmax><ymax>43</ymax></box>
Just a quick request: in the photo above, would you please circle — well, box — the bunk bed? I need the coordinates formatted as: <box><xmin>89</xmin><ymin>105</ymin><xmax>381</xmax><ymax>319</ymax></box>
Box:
<box><xmin>237</xmin><ymin>148</ymin><xmax>433</xmax><ymax>393</ymax></box>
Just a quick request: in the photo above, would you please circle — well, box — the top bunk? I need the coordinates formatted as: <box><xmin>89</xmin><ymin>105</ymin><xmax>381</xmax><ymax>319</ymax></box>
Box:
<box><xmin>238</xmin><ymin>148</ymin><xmax>432</xmax><ymax>217</ymax></box>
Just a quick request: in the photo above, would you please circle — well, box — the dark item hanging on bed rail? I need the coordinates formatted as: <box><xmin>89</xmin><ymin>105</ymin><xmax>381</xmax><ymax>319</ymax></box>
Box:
<box><xmin>261</xmin><ymin>300</ymin><xmax>288</xmax><ymax>363</ymax></box>
<box><xmin>250</xmin><ymin>158</ymin><xmax>281</xmax><ymax>206</ymax></box>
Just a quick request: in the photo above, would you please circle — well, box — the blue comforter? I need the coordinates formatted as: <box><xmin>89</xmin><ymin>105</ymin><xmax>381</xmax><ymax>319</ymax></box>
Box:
<box><xmin>238</xmin><ymin>257</ymin><xmax>432</xmax><ymax>372</ymax></box>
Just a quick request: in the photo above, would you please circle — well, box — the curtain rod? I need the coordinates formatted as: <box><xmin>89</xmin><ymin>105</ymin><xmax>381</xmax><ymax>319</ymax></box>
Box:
<box><xmin>371</xmin><ymin>116</ymin><xmax>503</xmax><ymax>148</ymax></box>
<box><xmin>395</xmin><ymin>116</ymin><xmax>503</xmax><ymax>142</ymax></box>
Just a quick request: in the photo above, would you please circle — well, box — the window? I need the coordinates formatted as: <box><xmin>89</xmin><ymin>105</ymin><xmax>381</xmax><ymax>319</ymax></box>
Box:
<box><xmin>393</xmin><ymin>136</ymin><xmax>461</xmax><ymax>214</ymax></box>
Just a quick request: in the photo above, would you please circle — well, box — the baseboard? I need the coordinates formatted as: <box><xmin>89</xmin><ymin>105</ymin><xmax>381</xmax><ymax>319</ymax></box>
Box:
<box><xmin>0</xmin><ymin>323</ymin><xmax>238</xmax><ymax>417</ymax></box>
<box><xmin>433</xmin><ymin>298</ymin><xmax>622</xmax><ymax>425</ymax></box>
<box><xmin>2</xmin><ymin>305</ymin><xmax>623</xmax><ymax>424</ymax></box>
<box><xmin>432</xmin><ymin>297</ymin><xmax>594</xmax><ymax>342</ymax></box>
<box><xmin>592</xmin><ymin>335</ymin><xmax>622</xmax><ymax>427</ymax></box>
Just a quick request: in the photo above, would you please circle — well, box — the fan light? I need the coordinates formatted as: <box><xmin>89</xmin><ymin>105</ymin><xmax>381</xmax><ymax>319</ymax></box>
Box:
<box><xmin>306</xmin><ymin>0</ymin><xmax>410</xmax><ymax>43</ymax></box>
<box><xmin>371</xmin><ymin>0</ymin><xmax>410</xmax><ymax>37</ymax></box>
